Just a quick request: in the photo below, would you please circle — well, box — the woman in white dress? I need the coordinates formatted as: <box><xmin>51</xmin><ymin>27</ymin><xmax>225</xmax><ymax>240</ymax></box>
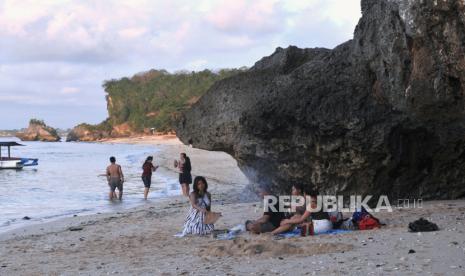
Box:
<box><xmin>182</xmin><ymin>176</ymin><xmax>214</xmax><ymax>235</ymax></box>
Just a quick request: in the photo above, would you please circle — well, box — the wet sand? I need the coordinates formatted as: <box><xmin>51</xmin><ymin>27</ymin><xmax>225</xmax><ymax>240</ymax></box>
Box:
<box><xmin>1</xmin><ymin>136</ymin><xmax>464</xmax><ymax>275</ymax></box>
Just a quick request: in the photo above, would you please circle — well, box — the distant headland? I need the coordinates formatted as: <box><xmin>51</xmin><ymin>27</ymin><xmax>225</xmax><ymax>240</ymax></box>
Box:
<box><xmin>66</xmin><ymin>68</ymin><xmax>246</xmax><ymax>142</ymax></box>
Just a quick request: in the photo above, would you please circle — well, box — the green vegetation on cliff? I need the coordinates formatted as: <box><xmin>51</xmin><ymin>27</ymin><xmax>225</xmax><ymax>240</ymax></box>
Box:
<box><xmin>29</xmin><ymin>118</ymin><xmax>59</xmax><ymax>138</ymax></box>
<box><xmin>29</xmin><ymin>118</ymin><xmax>47</xmax><ymax>127</ymax></box>
<box><xmin>101</xmin><ymin>68</ymin><xmax>244</xmax><ymax>133</ymax></box>
<box><xmin>75</xmin><ymin>120</ymin><xmax>112</xmax><ymax>133</ymax></box>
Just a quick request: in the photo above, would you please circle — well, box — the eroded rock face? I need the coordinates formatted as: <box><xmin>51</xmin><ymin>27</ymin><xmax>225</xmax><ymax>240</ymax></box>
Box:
<box><xmin>176</xmin><ymin>0</ymin><xmax>465</xmax><ymax>199</ymax></box>
<box><xmin>16</xmin><ymin>121</ymin><xmax>60</xmax><ymax>142</ymax></box>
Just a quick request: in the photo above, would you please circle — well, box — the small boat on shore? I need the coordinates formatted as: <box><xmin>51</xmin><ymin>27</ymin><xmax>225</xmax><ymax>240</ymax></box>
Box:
<box><xmin>0</xmin><ymin>142</ymin><xmax>38</xmax><ymax>169</ymax></box>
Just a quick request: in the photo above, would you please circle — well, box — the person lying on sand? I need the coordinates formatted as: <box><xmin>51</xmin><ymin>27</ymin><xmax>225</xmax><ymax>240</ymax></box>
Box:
<box><xmin>271</xmin><ymin>186</ymin><xmax>332</xmax><ymax>235</ymax></box>
<box><xmin>246</xmin><ymin>185</ymin><xmax>285</xmax><ymax>234</ymax></box>
<box><xmin>106</xmin><ymin>156</ymin><xmax>124</xmax><ymax>200</ymax></box>
<box><xmin>181</xmin><ymin>176</ymin><xmax>215</xmax><ymax>235</ymax></box>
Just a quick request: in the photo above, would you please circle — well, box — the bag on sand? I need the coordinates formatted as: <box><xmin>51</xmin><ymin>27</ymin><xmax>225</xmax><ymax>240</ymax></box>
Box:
<box><xmin>408</xmin><ymin>218</ymin><xmax>438</xmax><ymax>232</ymax></box>
<box><xmin>329</xmin><ymin>211</ymin><xmax>343</xmax><ymax>228</ymax></box>
<box><xmin>204</xmin><ymin>211</ymin><xmax>222</xmax><ymax>225</ymax></box>
<box><xmin>352</xmin><ymin>207</ymin><xmax>370</xmax><ymax>223</ymax></box>
<box><xmin>352</xmin><ymin>206</ymin><xmax>381</xmax><ymax>230</ymax></box>
<box><xmin>300</xmin><ymin>222</ymin><xmax>314</xmax><ymax>236</ymax></box>
<box><xmin>358</xmin><ymin>215</ymin><xmax>380</xmax><ymax>230</ymax></box>
<box><xmin>340</xmin><ymin>218</ymin><xmax>357</xmax><ymax>230</ymax></box>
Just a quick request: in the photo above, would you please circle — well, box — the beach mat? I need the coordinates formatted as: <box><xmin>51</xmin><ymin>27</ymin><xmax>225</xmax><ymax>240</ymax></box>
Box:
<box><xmin>278</xmin><ymin>228</ymin><xmax>353</xmax><ymax>238</ymax></box>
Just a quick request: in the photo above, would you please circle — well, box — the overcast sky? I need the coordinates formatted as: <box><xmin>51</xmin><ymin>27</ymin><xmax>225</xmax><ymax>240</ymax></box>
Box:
<box><xmin>0</xmin><ymin>0</ymin><xmax>361</xmax><ymax>129</ymax></box>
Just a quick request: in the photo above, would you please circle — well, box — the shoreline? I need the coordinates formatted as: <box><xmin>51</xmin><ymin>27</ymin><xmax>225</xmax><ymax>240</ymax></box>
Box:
<box><xmin>0</xmin><ymin>136</ymin><xmax>185</xmax><ymax>236</ymax></box>
<box><xmin>0</xmin><ymin>135</ymin><xmax>249</xmax><ymax>236</ymax></box>
<box><xmin>0</xmin><ymin>194</ymin><xmax>187</xmax><ymax>241</ymax></box>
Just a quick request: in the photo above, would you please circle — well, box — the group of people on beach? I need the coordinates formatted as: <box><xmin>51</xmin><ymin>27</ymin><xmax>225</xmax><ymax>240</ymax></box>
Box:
<box><xmin>246</xmin><ymin>184</ymin><xmax>333</xmax><ymax>235</ymax></box>
<box><xmin>104</xmin><ymin>152</ymin><xmax>215</xmax><ymax>235</ymax></box>
<box><xmin>105</xmin><ymin>153</ymin><xmax>344</xmax><ymax>237</ymax></box>
<box><xmin>105</xmin><ymin>153</ymin><xmax>192</xmax><ymax>201</ymax></box>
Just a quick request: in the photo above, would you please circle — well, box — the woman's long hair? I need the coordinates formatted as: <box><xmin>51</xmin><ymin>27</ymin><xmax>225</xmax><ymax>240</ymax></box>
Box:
<box><xmin>303</xmin><ymin>185</ymin><xmax>319</xmax><ymax>197</ymax></box>
<box><xmin>193</xmin><ymin>176</ymin><xmax>208</xmax><ymax>195</ymax></box>
<box><xmin>143</xmin><ymin>156</ymin><xmax>153</xmax><ymax>169</ymax></box>
<box><xmin>184</xmin><ymin>156</ymin><xmax>191</xmax><ymax>173</ymax></box>
<box><xmin>292</xmin><ymin>183</ymin><xmax>304</xmax><ymax>195</ymax></box>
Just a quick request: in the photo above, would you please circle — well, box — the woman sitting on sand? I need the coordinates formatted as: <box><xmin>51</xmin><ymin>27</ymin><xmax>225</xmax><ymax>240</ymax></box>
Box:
<box><xmin>271</xmin><ymin>186</ymin><xmax>332</xmax><ymax>235</ymax></box>
<box><xmin>181</xmin><ymin>176</ymin><xmax>214</xmax><ymax>235</ymax></box>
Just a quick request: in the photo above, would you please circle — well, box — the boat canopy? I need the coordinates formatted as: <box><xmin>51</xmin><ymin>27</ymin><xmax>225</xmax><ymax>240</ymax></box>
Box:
<box><xmin>0</xmin><ymin>141</ymin><xmax>25</xmax><ymax>159</ymax></box>
<box><xmin>0</xmin><ymin>142</ymin><xmax>25</xmax><ymax>147</ymax></box>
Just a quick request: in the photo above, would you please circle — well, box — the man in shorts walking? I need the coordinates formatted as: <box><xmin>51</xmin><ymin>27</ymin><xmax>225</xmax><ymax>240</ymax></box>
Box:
<box><xmin>106</xmin><ymin>156</ymin><xmax>124</xmax><ymax>200</ymax></box>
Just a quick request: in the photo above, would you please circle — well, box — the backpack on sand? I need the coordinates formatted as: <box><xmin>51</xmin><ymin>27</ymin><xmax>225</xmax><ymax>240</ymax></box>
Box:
<box><xmin>352</xmin><ymin>207</ymin><xmax>381</xmax><ymax>230</ymax></box>
<box><xmin>358</xmin><ymin>215</ymin><xmax>380</xmax><ymax>230</ymax></box>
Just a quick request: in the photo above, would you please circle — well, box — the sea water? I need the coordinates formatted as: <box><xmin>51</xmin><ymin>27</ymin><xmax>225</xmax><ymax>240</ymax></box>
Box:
<box><xmin>0</xmin><ymin>137</ymin><xmax>181</xmax><ymax>233</ymax></box>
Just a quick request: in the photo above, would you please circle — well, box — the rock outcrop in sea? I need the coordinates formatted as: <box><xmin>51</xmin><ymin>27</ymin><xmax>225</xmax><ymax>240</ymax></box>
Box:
<box><xmin>176</xmin><ymin>0</ymin><xmax>465</xmax><ymax>199</ymax></box>
<box><xmin>16</xmin><ymin>119</ymin><xmax>61</xmax><ymax>142</ymax></box>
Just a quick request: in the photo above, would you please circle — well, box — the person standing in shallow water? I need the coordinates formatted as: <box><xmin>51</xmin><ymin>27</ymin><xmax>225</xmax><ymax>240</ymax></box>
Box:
<box><xmin>106</xmin><ymin>156</ymin><xmax>124</xmax><ymax>200</ymax></box>
<box><xmin>142</xmin><ymin>156</ymin><xmax>159</xmax><ymax>200</ymax></box>
<box><xmin>174</xmin><ymin>153</ymin><xmax>192</xmax><ymax>197</ymax></box>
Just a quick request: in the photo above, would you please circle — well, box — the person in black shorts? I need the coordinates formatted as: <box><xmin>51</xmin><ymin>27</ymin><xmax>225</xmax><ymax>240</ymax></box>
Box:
<box><xmin>142</xmin><ymin>156</ymin><xmax>158</xmax><ymax>200</ymax></box>
<box><xmin>174</xmin><ymin>153</ymin><xmax>192</xmax><ymax>197</ymax></box>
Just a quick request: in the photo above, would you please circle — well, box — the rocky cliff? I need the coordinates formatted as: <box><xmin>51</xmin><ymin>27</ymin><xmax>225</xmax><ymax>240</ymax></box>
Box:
<box><xmin>67</xmin><ymin>69</ymin><xmax>244</xmax><ymax>141</ymax></box>
<box><xmin>16</xmin><ymin>119</ymin><xmax>61</xmax><ymax>142</ymax></box>
<box><xmin>176</xmin><ymin>0</ymin><xmax>465</xmax><ymax>199</ymax></box>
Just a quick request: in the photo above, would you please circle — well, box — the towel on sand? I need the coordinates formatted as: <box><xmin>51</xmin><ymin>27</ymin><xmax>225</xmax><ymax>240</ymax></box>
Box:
<box><xmin>278</xmin><ymin>228</ymin><xmax>353</xmax><ymax>238</ymax></box>
<box><xmin>215</xmin><ymin>224</ymin><xmax>246</xmax><ymax>240</ymax></box>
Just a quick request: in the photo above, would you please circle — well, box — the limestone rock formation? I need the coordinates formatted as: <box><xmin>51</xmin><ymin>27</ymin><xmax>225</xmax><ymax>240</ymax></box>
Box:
<box><xmin>176</xmin><ymin>0</ymin><xmax>465</xmax><ymax>199</ymax></box>
<box><xmin>66</xmin><ymin>122</ymin><xmax>139</xmax><ymax>142</ymax></box>
<box><xmin>16</xmin><ymin>120</ymin><xmax>61</xmax><ymax>142</ymax></box>
<box><xmin>66</xmin><ymin>124</ymin><xmax>111</xmax><ymax>142</ymax></box>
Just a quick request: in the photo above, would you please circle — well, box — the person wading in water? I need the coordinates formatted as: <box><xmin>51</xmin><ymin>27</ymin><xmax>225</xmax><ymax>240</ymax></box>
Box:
<box><xmin>142</xmin><ymin>156</ymin><xmax>159</xmax><ymax>200</ymax></box>
<box><xmin>106</xmin><ymin>156</ymin><xmax>124</xmax><ymax>200</ymax></box>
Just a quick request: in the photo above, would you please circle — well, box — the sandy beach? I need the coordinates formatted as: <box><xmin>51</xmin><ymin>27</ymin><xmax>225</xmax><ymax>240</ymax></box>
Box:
<box><xmin>99</xmin><ymin>135</ymin><xmax>182</xmax><ymax>146</ymax></box>
<box><xmin>1</xmin><ymin>136</ymin><xmax>464</xmax><ymax>275</ymax></box>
